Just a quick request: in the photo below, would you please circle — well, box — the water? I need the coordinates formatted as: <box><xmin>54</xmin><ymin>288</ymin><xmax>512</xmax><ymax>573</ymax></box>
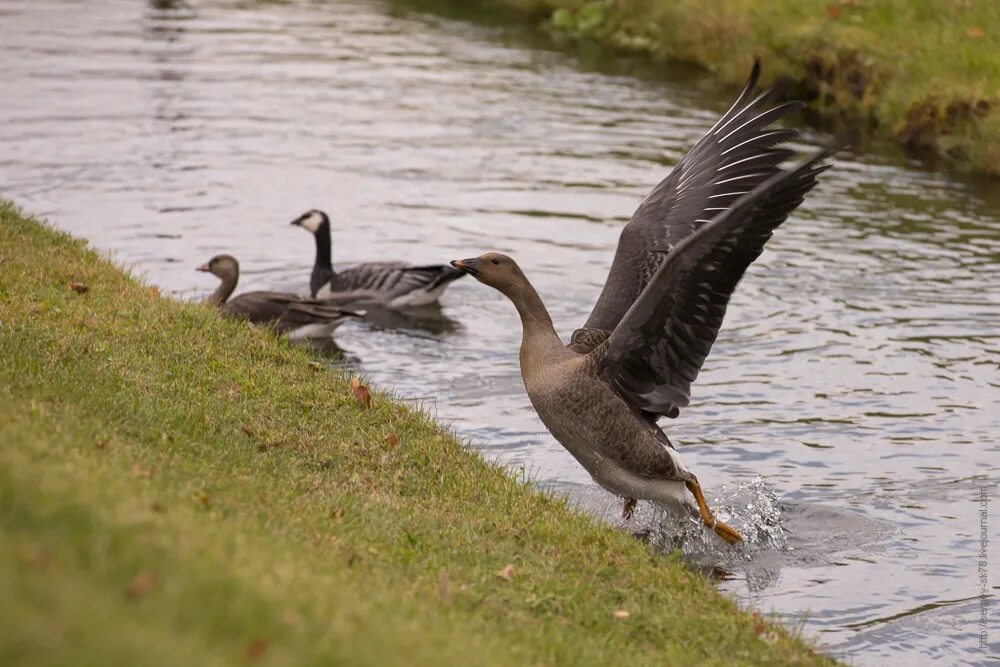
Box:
<box><xmin>2</xmin><ymin>0</ymin><xmax>998</xmax><ymax>664</ymax></box>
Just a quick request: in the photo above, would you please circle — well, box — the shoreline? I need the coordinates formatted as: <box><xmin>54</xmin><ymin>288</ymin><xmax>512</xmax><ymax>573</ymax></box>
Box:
<box><xmin>0</xmin><ymin>201</ymin><xmax>837</xmax><ymax>665</ymax></box>
<box><xmin>455</xmin><ymin>0</ymin><xmax>999</xmax><ymax>176</ymax></box>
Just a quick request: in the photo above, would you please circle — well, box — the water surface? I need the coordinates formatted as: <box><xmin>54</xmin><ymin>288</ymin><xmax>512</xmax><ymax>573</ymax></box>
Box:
<box><xmin>2</xmin><ymin>1</ymin><xmax>998</xmax><ymax>664</ymax></box>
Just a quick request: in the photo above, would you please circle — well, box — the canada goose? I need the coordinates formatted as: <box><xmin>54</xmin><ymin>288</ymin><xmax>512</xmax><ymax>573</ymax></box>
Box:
<box><xmin>452</xmin><ymin>64</ymin><xmax>834</xmax><ymax>544</ymax></box>
<box><xmin>289</xmin><ymin>209</ymin><xmax>465</xmax><ymax>306</ymax></box>
<box><xmin>197</xmin><ymin>254</ymin><xmax>363</xmax><ymax>340</ymax></box>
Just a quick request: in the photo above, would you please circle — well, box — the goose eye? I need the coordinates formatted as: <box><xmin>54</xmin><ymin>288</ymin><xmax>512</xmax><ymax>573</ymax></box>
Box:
<box><xmin>491</xmin><ymin>258</ymin><xmax>500</xmax><ymax>265</ymax></box>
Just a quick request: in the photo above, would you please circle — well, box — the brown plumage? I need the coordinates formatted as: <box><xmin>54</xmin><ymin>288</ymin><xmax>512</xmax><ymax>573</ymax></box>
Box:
<box><xmin>453</xmin><ymin>64</ymin><xmax>835</xmax><ymax>544</ymax></box>
<box><xmin>197</xmin><ymin>255</ymin><xmax>363</xmax><ymax>340</ymax></box>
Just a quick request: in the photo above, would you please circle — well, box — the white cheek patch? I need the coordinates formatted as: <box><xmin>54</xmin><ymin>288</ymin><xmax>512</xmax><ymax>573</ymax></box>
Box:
<box><xmin>300</xmin><ymin>212</ymin><xmax>322</xmax><ymax>233</ymax></box>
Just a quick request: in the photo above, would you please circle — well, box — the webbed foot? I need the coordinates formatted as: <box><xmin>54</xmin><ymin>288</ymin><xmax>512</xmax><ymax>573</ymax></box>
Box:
<box><xmin>685</xmin><ymin>478</ymin><xmax>743</xmax><ymax>545</ymax></box>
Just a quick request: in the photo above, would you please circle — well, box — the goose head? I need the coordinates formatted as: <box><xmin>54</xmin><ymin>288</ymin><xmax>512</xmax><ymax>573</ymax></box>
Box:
<box><xmin>197</xmin><ymin>254</ymin><xmax>239</xmax><ymax>282</ymax></box>
<box><xmin>451</xmin><ymin>253</ymin><xmax>530</xmax><ymax>299</ymax></box>
<box><xmin>289</xmin><ymin>209</ymin><xmax>329</xmax><ymax>235</ymax></box>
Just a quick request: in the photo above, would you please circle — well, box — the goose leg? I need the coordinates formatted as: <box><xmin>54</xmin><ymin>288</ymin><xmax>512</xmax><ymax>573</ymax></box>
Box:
<box><xmin>622</xmin><ymin>497</ymin><xmax>637</xmax><ymax>521</ymax></box>
<box><xmin>685</xmin><ymin>478</ymin><xmax>742</xmax><ymax>545</ymax></box>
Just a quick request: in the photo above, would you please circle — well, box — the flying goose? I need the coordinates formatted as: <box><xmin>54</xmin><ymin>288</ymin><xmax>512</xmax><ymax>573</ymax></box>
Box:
<box><xmin>452</xmin><ymin>64</ymin><xmax>834</xmax><ymax>544</ymax></box>
<box><xmin>289</xmin><ymin>209</ymin><xmax>465</xmax><ymax>306</ymax></box>
<box><xmin>197</xmin><ymin>254</ymin><xmax>363</xmax><ymax>340</ymax></box>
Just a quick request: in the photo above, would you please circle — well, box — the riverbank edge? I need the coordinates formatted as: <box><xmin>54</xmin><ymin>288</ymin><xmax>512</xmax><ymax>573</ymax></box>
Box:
<box><xmin>461</xmin><ymin>0</ymin><xmax>999</xmax><ymax>177</ymax></box>
<box><xmin>0</xmin><ymin>201</ymin><xmax>837</xmax><ymax>665</ymax></box>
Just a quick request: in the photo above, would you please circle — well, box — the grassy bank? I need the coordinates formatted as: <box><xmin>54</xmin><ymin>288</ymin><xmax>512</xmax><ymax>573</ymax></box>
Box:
<box><xmin>0</xmin><ymin>200</ymin><xmax>833</xmax><ymax>665</ymax></box>
<box><xmin>466</xmin><ymin>0</ymin><xmax>999</xmax><ymax>175</ymax></box>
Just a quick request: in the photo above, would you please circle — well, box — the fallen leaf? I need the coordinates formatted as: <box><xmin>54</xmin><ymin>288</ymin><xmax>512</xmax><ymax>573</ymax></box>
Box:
<box><xmin>69</xmin><ymin>282</ymin><xmax>89</xmax><ymax>294</ymax></box>
<box><xmin>194</xmin><ymin>492</ymin><xmax>211</xmax><ymax>509</ymax></box>
<box><xmin>385</xmin><ymin>433</ymin><xmax>400</xmax><ymax>448</ymax></box>
<box><xmin>613</xmin><ymin>609</ymin><xmax>630</xmax><ymax>619</ymax></box>
<box><xmin>126</xmin><ymin>570</ymin><xmax>157</xmax><ymax>599</ymax></box>
<box><xmin>350</xmin><ymin>377</ymin><xmax>372</xmax><ymax>409</ymax></box>
<box><xmin>496</xmin><ymin>564</ymin><xmax>515</xmax><ymax>580</ymax></box>
<box><xmin>95</xmin><ymin>438</ymin><xmax>110</xmax><ymax>450</ymax></box>
<box><xmin>131</xmin><ymin>463</ymin><xmax>152</xmax><ymax>479</ymax></box>
<box><xmin>245</xmin><ymin>639</ymin><xmax>268</xmax><ymax>662</ymax></box>
<box><xmin>20</xmin><ymin>542</ymin><xmax>52</xmax><ymax>571</ymax></box>
<box><xmin>825</xmin><ymin>4</ymin><xmax>842</xmax><ymax>18</ymax></box>
<box><xmin>966</xmin><ymin>26</ymin><xmax>984</xmax><ymax>38</ymax></box>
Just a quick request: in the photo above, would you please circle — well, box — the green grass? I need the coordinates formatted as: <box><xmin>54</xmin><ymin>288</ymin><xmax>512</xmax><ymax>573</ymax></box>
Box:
<box><xmin>463</xmin><ymin>0</ymin><xmax>1000</xmax><ymax>175</ymax></box>
<box><xmin>0</xmin><ymin>200</ymin><xmax>835</xmax><ymax>665</ymax></box>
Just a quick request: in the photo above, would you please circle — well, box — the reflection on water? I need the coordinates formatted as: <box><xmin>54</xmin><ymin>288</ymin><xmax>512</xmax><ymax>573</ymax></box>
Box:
<box><xmin>1</xmin><ymin>0</ymin><xmax>998</xmax><ymax>664</ymax></box>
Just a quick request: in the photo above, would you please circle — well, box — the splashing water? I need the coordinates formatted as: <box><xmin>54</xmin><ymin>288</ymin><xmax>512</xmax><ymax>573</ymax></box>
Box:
<box><xmin>639</xmin><ymin>476</ymin><xmax>787</xmax><ymax>563</ymax></box>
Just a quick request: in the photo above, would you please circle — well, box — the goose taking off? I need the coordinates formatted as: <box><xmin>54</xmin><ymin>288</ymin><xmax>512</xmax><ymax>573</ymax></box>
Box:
<box><xmin>452</xmin><ymin>64</ymin><xmax>834</xmax><ymax>544</ymax></box>
<box><xmin>197</xmin><ymin>254</ymin><xmax>363</xmax><ymax>340</ymax></box>
<box><xmin>289</xmin><ymin>209</ymin><xmax>465</xmax><ymax>307</ymax></box>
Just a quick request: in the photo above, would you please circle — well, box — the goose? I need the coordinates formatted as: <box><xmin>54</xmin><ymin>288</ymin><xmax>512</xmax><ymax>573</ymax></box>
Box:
<box><xmin>289</xmin><ymin>209</ymin><xmax>465</xmax><ymax>306</ymax></box>
<box><xmin>197</xmin><ymin>254</ymin><xmax>363</xmax><ymax>340</ymax></box>
<box><xmin>451</xmin><ymin>64</ymin><xmax>834</xmax><ymax>544</ymax></box>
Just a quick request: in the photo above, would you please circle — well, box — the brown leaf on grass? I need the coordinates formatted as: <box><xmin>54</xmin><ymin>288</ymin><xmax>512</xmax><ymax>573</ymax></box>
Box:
<box><xmin>20</xmin><ymin>542</ymin><xmax>52</xmax><ymax>571</ymax></box>
<box><xmin>126</xmin><ymin>570</ymin><xmax>157</xmax><ymax>599</ymax></box>
<box><xmin>966</xmin><ymin>26</ymin><xmax>984</xmax><ymax>38</ymax></box>
<box><xmin>385</xmin><ymin>433</ymin><xmax>400</xmax><ymax>448</ymax></box>
<box><xmin>69</xmin><ymin>282</ymin><xmax>89</xmax><ymax>294</ymax></box>
<box><xmin>496</xmin><ymin>564</ymin><xmax>515</xmax><ymax>581</ymax></box>
<box><xmin>131</xmin><ymin>463</ymin><xmax>152</xmax><ymax>479</ymax></box>
<box><xmin>95</xmin><ymin>438</ymin><xmax>110</xmax><ymax>450</ymax></box>
<box><xmin>245</xmin><ymin>639</ymin><xmax>268</xmax><ymax>662</ymax></box>
<box><xmin>613</xmin><ymin>609</ymin><xmax>630</xmax><ymax>619</ymax></box>
<box><xmin>825</xmin><ymin>4</ymin><xmax>842</xmax><ymax>18</ymax></box>
<box><xmin>194</xmin><ymin>492</ymin><xmax>212</xmax><ymax>509</ymax></box>
<box><xmin>350</xmin><ymin>377</ymin><xmax>372</xmax><ymax>409</ymax></box>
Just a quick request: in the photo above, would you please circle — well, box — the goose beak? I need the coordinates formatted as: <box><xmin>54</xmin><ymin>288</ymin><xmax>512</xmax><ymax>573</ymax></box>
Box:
<box><xmin>289</xmin><ymin>215</ymin><xmax>303</xmax><ymax>227</ymax></box>
<box><xmin>196</xmin><ymin>263</ymin><xmax>210</xmax><ymax>272</ymax></box>
<box><xmin>450</xmin><ymin>258</ymin><xmax>480</xmax><ymax>276</ymax></box>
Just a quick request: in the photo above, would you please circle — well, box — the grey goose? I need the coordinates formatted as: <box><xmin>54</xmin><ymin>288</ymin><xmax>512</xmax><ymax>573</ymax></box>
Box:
<box><xmin>452</xmin><ymin>64</ymin><xmax>834</xmax><ymax>544</ymax></box>
<box><xmin>290</xmin><ymin>209</ymin><xmax>465</xmax><ymax>307</ymax></box>
<box><xmin>198</xmin><ymin>254</ymin><xmax>363</xmax><ymax>340</ymax></box>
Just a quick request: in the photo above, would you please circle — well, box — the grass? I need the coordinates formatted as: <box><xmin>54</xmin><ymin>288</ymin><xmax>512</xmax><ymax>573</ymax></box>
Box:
<box><xmin>459</xmin><ymin>0</ymin><xmax>1000</xmax><ymax>175</ymax></box>
<box><xmin>0</xmin><ymin>200</ymin><xmax>836</xmax><ymax>665</ymax></box>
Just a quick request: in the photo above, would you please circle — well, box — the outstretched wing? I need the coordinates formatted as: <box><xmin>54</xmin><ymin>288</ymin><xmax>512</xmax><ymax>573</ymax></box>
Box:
<box><xmin>593</xmin><ymin>148</ymin><xmax>834</xmax><ymax>420</ymax></box>
<box><xmin>579</xmin><ymin>61</ymin><xmax>801</xmax><ymax>336</ymax></box>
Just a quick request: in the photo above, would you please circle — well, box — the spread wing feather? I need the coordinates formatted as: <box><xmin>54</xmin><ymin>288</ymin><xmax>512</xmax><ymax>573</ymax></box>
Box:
<box><xmin>592</xmin><ymin>148</ymin><xmax>834</xmax><ymax>419</ymax></box>
<box><xmin>577</xmin><ymin>62</ymin><xmax>801</xmax><ymax>340</ymax></box>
